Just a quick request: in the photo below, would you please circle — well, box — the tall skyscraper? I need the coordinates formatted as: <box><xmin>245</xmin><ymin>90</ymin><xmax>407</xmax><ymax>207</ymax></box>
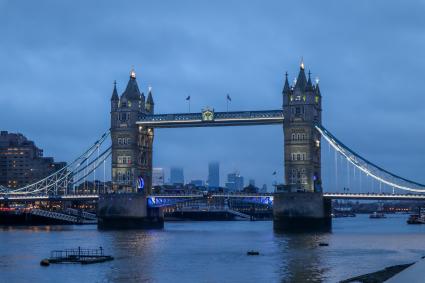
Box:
<box><xmin>226</xmin><ymin>172</ymin><xmax>244</xmax><ymax>191</ymax></box>
<box><xmin>152</xmin><ymin>168</ymin><xmax>165</xmax><ymax>186</ymax></box>
<box><xmin>170</xmin><ymin>167</ymin><xmax>184</xmax><ymax>184</ymax></box>
<box><xmin>208</xmin><ymin>161</ymin><xmax>219</xmax><ymax>188</ymax></box>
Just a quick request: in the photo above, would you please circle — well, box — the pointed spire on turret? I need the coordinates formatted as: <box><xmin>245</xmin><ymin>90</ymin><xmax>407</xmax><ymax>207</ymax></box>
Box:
<box><xmin>111</xmin><ymin>80</ymin><xmax>119</xmax><ymax>101</ymax></box>
<box><xmin>130</xmin><ymin>67</ymin><xmax>136</xmax><ymax>79</ymax></box>
<box><xmin>146</xmin><ymin>86</ymin><xmax>154</xmax><ymax>104</ymax></box>
<box><xmin>146</xmin><ymin>85</ymin><xmax>154</xmax><ymax>113</ymax></box>
<box><xmin>283</xmin><ymin>72</ymin><xmax>291</xmax><ymax>94</ymax></box>
<box><xmin>122</xmin><ymin>67</ymin><xmax>141</xmax><ymax>100</ymax></box>
<box><xmin>294</xmin><ymin>58</ymin><xmax>307</xmax><ymax>90</ymax></box>
<box><xmin>306</xmin><ymin>70</ymin><xmax>313</xmax><ymax>91</ymax></box>
<box><xmin>314</xmin><ymin>77</ymin><xmax>321</xmax><ymax>96</ymax></box>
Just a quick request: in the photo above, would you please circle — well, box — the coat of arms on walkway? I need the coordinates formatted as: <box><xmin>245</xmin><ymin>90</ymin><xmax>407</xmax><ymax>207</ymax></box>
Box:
<box><xmin>202</xmin><ymin>107</ymin><xmax>214</xmax><ymax>121</ymax></box>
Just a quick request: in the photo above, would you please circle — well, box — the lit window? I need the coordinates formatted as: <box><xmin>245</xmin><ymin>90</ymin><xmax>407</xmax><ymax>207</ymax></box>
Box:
<box><xmin>315</xmin><ymin>96</ymin><xmax>319</xmax><ymax>103</ymax></box>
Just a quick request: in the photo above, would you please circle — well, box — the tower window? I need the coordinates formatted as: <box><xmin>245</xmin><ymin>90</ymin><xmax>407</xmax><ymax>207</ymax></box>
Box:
<box><xmin>295</xmin><ymin>107</ymin><xmax>300</xmax><ymax>115</ymax></box>
<box><xmin>292</xmin><ymin>152</ymin><xmax>307</xmax><ymax>161</ymax></box>
<box><xmin>315</xmin><ymin>96</ymin><xmax>319</xmax><ymax>104</ymax></box>
<box><xmin>119</xmin><ymin>113</ymin><xmax>130</xmax><ymax>121</ymax></box>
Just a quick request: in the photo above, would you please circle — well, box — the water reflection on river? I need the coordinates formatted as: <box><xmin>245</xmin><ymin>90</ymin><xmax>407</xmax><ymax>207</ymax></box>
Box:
<box><xmin>1</xmin><ymin>214</ymin><xmax>425</xmax><ymax>282</ymax></box>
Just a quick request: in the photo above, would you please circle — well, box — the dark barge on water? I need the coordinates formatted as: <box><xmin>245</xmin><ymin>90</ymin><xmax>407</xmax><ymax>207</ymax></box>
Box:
<box><xmin>40</xmin><ymin>247</ymin><xmax>113</xmax><ymax>266</ymax></box>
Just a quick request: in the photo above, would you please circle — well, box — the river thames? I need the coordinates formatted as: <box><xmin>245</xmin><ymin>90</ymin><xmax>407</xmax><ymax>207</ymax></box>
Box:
<box><xmin>1</xmin><ymin>214</ymin><xmax>425</xmax><ymax>283</ymax></box>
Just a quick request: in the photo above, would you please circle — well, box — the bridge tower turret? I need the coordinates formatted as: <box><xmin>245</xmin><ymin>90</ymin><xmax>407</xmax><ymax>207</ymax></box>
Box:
<box><xmin>282</xmin><ymin>61</ymin><xmax>322</xmax><ymax>192</ymax></box>
<box><xmin>138</xmin><ymin>86</ymin><xmax>154</xmax><ymax>194</ymax></box>
<box><xmin>110</xmin><ymin>68</ymin><xmax>144</xmax><ymax>192</ymax></box>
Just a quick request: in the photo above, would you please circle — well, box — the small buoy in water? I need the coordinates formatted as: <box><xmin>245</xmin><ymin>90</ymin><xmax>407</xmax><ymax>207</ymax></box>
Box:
<box><xmin>318</xmin><ymin>242</ymin><xmax>329</xmax><ymax>247</ymax></box>
<box><xmin>247</xmin><ymin>250</ymin><xmax>260</xmax><ymax>256</ymax></box>
<box><xmin>40</xmin><ymin>259</ymin><xmax>50</xmax><ymax>266</ymax></box>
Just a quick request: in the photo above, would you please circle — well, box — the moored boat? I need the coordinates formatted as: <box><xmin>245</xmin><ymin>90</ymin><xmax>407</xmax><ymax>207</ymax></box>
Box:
<box><xmin>369</xmin><ymin>212</ymin><xmax>386</xmax><ymax>219</ymax></box>
<box><xmin>407</xmin><ymin>208</ymin><xmax>425</xmax><ymax>224</ymax></box>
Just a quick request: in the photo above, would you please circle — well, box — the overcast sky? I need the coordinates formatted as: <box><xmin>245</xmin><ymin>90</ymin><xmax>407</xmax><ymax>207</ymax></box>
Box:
<box><xmin>1</xmin><ymin>1</ymin><xmax>424</xmax><ymax>190</ymax></box>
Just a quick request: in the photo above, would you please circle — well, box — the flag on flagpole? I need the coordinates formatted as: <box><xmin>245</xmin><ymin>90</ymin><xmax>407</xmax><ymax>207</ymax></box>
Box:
<box><xmin>226</xmin><ymin>94</ymin><xmax>232</xmax><ymax>101</ymax></box>
<box><xmin>186</xmin><ymin>95</ymin><xmax>191</xmax><ymax>100</ymax></box>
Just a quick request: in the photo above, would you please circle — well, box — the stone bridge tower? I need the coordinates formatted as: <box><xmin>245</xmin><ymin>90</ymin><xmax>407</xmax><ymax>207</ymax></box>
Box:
<box><xmin>110</xmin><ymin>69</ymin><xmax>154</xmax><ymax>193</ymax></box>
<box><xmin>282</xmin><ymin>61</ymin><xmax>322</xmax><ymax>192</ymax></box>
<box><xmin>274</xmin><ymin>61</ymin><xmax>330</xmax><ymax>231</ymax></box>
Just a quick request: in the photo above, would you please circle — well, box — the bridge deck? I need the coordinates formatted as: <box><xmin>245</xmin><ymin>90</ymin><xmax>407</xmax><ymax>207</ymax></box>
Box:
<box><xmin>1</xmin><ymin>192</ymin><xmax>425</xmax><ymax>202</ymax></box>
<box><xmin>136</xmin><ymin>110</ymin><xmax>284</xmax><ymax>128</ymax></box>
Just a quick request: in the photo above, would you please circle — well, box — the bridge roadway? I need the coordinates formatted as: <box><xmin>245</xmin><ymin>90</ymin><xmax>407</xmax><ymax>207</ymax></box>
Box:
<box><xmin>1</xmin><ymin>193</ymin><xmax>425</xmax><ymax>202</ymax></box>
<box><xmin>137</xmin><ymin>110</ymin><xmax>284</xmax><ymax>128</ymax></box>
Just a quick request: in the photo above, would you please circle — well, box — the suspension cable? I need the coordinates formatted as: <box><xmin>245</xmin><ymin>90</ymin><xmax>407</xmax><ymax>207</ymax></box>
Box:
<box><xmin>317</xmin><ymin>125</ymin><xmax>425</xmax><ymax>193</ymax></box>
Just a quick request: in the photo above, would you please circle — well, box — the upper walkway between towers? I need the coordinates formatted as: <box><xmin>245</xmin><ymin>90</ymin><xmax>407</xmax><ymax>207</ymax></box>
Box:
<box><xmin>137</xmin><ymin>109</ymin><xmax>284</xmax><ymax>128</ymax></box>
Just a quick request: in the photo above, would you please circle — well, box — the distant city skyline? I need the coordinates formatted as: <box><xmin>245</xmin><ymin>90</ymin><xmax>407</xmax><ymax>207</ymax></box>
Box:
<box><xmin>156</xmin><ymin>163</ymin><xmax>263</xmax><ymax>190</ymax></box>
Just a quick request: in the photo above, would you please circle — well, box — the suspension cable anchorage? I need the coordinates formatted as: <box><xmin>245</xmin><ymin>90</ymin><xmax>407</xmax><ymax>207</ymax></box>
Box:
<box><xmin>316</xmin><ymin>124</ymin><xmax>425</xmax><ymax>193</ymax></box>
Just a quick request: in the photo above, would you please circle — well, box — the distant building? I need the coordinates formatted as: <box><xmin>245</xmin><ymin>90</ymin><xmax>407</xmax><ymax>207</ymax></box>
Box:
<box><xmin>0</xmin><ymin>131</ymin><xmax>66</xmax><ymax>189</ymax></box>
<box><xmin>170</xmin><ymin>167</ymin><xmax>184</xmax><ymax>184</ymax></box>
<box><xmin>249</xmin><ymin>179</ymin><xmax>255</xmax><ymax>187</ymax></box>
<box><xmin>226</xmin><ymin>172</ymin><xmax>244</xmax><ymax>191</ymax></box>
<box><xmin>261</xmin><ymin>184</ymin><xmax>268</xmax><ymax>193</ymax></box>
<box><xmin>242</xmin><ymin>184</ymin><xmax>259</xmax><ymax>193</ymax></box>
<box><xmin>152</xmin><ymin>168</ymin><xmax>165</xmax><ymax>186</ymax></box>
<box><xmin>190</xmin><ymin>179</ymin><xmax>204</xmax><ymax>187</ymax></box>
<box><xmin>208</xmin><ymin>161</ymin><xmax>220</xmax><ymax>188</ymax></box>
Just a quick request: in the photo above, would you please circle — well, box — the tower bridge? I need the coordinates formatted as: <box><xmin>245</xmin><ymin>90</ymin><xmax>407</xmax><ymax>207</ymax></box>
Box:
<box><xmin>2</xmin><ymin>62</ymin><xmax>425</xmax><ymax>230</ymax></box>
